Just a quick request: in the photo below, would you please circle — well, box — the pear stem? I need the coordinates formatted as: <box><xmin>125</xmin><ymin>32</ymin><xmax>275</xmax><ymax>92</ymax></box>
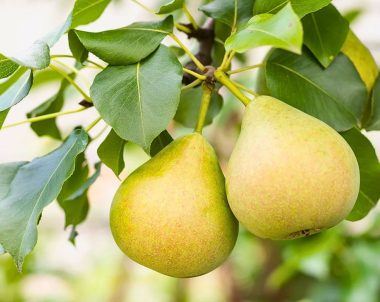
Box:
<box><xmin>195</xmin><ymin>83</ymin><xmax>213</xmax><ymax>133</ymax></box>
<box><xmin>214</xmin><ymin>69</ymin><xmax>251</xmax><ymax>106</ymax></box>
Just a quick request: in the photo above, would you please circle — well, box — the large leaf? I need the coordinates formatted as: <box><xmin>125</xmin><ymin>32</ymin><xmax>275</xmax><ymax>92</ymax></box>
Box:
<box><xmin>68</xmin><ymin>30</ymin><xmax>89</xmax><ymax>63</ymax></box>
<box><xmin>10</xmin><ymin>40</ymin><xmax>50</xmax><ymax>70</ymax></box>
<box><xmin>302</xmin><ymin>5</ymin><xmax>349</xmax><ymax>67</ymax></box>
<box><xmin>0</xmin><ymin>54</ymin><xmax>18</xmax><ymax>79</ymax></box>
<box><xmin>0</xmin><ymin>128</ymin><xmax>88</xmax><ymax>270</ymax></box>
<box><xmin>0</xmin><ymin>68</ymin><xmax>33</xmax><ymax>111</ymax></box>
<box><xmin>150</xmin><ymin>130</ymin><xmax>173</xmax><ymax>157</ymax></box>
<box><xmin>26</xmin><ymin>79</ymin><xmax>69</xmax><ymax>140</ymax></box>
<box><xmin>366</xmin><ymin>76</ymin><xmax>380</xmax><ymax>131</ymax></box>
<box><xmin>265</xmin><ymin>49</ymin><xmax>368</xmax><ymax>131</ymax></box>
<box><xmin>71</xmin><ymin>0</ymin><xmax>112</xmax><ymax>29</ymax></box>
<box><xmin>97</xmin><ymin>129</ymin><xmax>126</xmax><ymax>177</ymax></box>
<box><xmin>0</xmin><ymin>110</ymin><xmax>9</xmax><ymax>129</ymax></box>
<box><xmin>58</xmin><ymin>154</ymin><xmax>100</xmax><ymax>229</ymax></box>
<box><xmin>341</xmin><ymin>128</ymin><xmax>380</xmax><ymax>221</ymax></box>
<box><xmin>253</xmin><ymin>0</ymin><xmax>332</xmax><ymax>18</ymax></box>
<box><xmin>199</xmin><ymin>0</ymin><xmax>254</xmax><ymax>27</ymax></box>
<box><xmin>74</xmin><ymin>16</ymin><xmax>173</xmax><ymax>65</ymax></box>
<box><xmin>175</xmin><ymin>86</ymin><xmax>223</xmax><ymax>128</ymax></box>
<box><xmin>91</xmin><ymin>45</ymin><xmax>183</xmax><ymax>150</ymax></box>
<box><xmin>158</xmin><ymin>0</ymin><xmax>184</xmax><ymax>14</ymax></box>
<box><xmin>226</xmin><ymin>4</ymin><xmax>303</xmax><ymax>54</ymax></box>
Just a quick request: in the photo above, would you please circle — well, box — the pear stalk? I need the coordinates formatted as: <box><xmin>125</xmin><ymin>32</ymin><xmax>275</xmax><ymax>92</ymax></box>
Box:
<box><xmin>195</xmin><ymin>83</ymin><xmax>213</xmax><ymax>133</ymax></box>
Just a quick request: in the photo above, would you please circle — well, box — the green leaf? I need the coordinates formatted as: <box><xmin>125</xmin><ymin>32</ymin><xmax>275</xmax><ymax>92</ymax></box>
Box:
<box><xmin>58</xmin><ymin>154</ymin><xmax>101</xmax><ymax>229</ymax></box>
<box><xmin>265</xmin><ymin>49</ymin><xmax>368</xmax><ymax>131</ymax></box>
<box><xmin>149</xmin><ymin>130</ymin><xmax>173</xmax><ymax>157</ymax></box>
<box><xmin>158</xmin><ymin>0</ymin><xmax>184</xmax><ymax>14</ymax></box>
<box><xmin>10</xmin><ymin>40</ymin><xmax>50</xmax><ymax>70</ymax></box>
<box><xmin>0</xmin><ymin>128</ymin><xmax>88</xmax><ymax>270</ymax></box>
<box><xmin>0</xmin><ymin>109</ymin><xmax>9</xmax><ymax>129</ymax></box>
<box><xmin>0</xmin><ymin>68</ymin><xmax>33</xmax><ymax>111</ymax></box>
<box><xmin>74</xmin><ymin>16</ymin><xmax>173</xmax><ymax>65</ymax></box>
<box><xmin>175</xmin><ymin>86</ymin><xmax>223</xmax><ymax>128</ymax></box>
<box><xmin>302</xmin><ymin>5</ymin><xmax>349</xmax><ymax>67</ymax></box>
<box><xmin>0</xmin><ymin>54</ymin><xmax>19</xmax><ymax>79</ymax></box>
<box><xmin>71</xmin><ymin>0</ymin><xmax>112</xmax><ymax>29</ymax></box>
<box><xmin>341</xmin><ymin>128</ymin><xmax>380</xmax><ymax>221</ymax></box>
<box><xmin>366</xmin><ymin>76</ymin><xmax>380</xmax><ymax>131</ymax></box>
<box><xmin>199</xmin><ymin>0</ymin><xmax>254</xmax><ymax>27</ymax></box>
<box><xmin>68</xmin><ymin>30</ymin><xmax>89</xmax><ymax>63</ymax></box>
<box><xmin>91</xmin><ymin>45</ymin><xmax>183</xmax><ymax>150</ymax></box>
<box><xmin>97</xmin><ymin>129</ymin><xmax>126</xmax><ymax>176</ymax></box>
<box><xmin>26</xmin><ymin>79</ymin><xmax>70</xmax><ymax>140</ymax></box>
<box><xmin>226</xmin><ymin>4</ymin><xmax>303</xmax><ymax>54</ymax></box>
<box><xmin>43</xmin><ymin>14</ymin><xmax>73</xmax><ymax>47</ymax></box>
<box><xmin>253</xmin><ymin>0</ymin><xmax>332</xmax><ymax>18</ymax></box>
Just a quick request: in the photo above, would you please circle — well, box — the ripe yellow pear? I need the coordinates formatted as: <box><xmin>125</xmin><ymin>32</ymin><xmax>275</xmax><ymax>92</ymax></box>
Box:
<box><xmin>341</xmin><ymin>30</ymin><xmax>378</xmax><ymax>91</ymax></box>
<box><xmin>110</xmin><ymin>133</ymin><xmax>238</xmax><ymax>277</ymax></box>
<box><xmin>226</xmin><ymin>96</ymin><xmax>360</xmax><ymax>240</ymax></box>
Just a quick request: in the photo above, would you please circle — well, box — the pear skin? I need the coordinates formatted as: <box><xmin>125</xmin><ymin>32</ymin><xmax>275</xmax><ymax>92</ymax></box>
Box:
<box><xmin>110</xmin><ymin>133</ymin><xmax>238</xmax><ymax>277</ymax></box>
<box><xmin>226</xmin><ymin>96</ymin><xmax>360</xmax><ymax>240</ymax></box>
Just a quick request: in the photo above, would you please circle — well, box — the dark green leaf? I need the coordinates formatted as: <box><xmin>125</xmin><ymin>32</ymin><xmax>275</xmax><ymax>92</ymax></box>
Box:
<box><xmin>149</xmin><ymin>130</ymin><xmax>173</xmax><ymax>157</ymax></box>
<box><xmin>71</xmin><ymin>0</ymin><xmax>112</xmax><ymax>29</ymax></box>
<box><xmin>97</xmin><ymin>129</ymin><xmax>126</xmax><ymax>176</ymax></box>
<box><xmin>365</xmin><ymin>76</ymin><xmax>380</xmax><ymax>131</ymax></box>
<box><xmin>74</xmin><ymin>16</ymin><xmax>173</xmax><ymax>65</ymax></box>
<box><xmin>265</xmin><ymin>49</ymin><xmax>368</xmax><ymax>131</ymax></box>
<box><xmin>253</xmin><ymin>0</ymin><xmax>332</xmax><ymax>18</ymax></box>
<box><xmin>0</xmin><ymin>54</ymin><xmax>19</xmax><ymax>79</ymax></box>
<box><xmin>68</xmin><ymin>30</ymin><xmax>88</xmax><ymax>63</ymax></box>
<box><xmin>341</xmin><ymin>128</ymin><xmax>380</xmax><ymax>221</ymax></box>
<box><xmin>91</xmin><ymin>45</ymin><xmax>183</xmax><ymax>150</ymax></box>
<box><xmin>199</xmin><ymin>0</ymin><xmax>253</xmax><ymax>27</ymax></box>
<box><xmin>0</xmin><ymin>109</ymin><xmax>9</xmax><ymax>129</ymax></box>
<box><xmin>10</xmin><ymin>40</ymin><xmax>50</xmax><ymax>70</ymax></box>
<box><xmin>175</xmin><ymin>86</ymin><xmax>223</xmax><ymax>128</ymax></box>
<box><xmin>26</xmin><ymin>79</ymin><xmax>70</xmax><ymax>140</ymax></box>
<box><xmin>302</xmin><ymin>5</ymin><xmax>349</xmax><ymax>67</ymax></box>
<box><xmin>0</xmin><ymin>68</ymin><xmax>33</xmax><ymax>111</ymax></box>
<box><xmin>226</xmin><ymin>4</ymin><xmax>303</xmax><ymax>54</ymax></box>
<box><xmin>158</xmin><ymin>0</ymin><xmax>184</xmax><ymax>14</ymax></box>
<box><xmin>0</xmin><ymin>128</ymin><xmax>88</xmax><ymax>270</ymax></box>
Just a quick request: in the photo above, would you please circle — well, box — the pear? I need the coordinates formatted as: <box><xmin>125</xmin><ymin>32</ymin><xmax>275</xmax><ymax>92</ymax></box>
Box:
<box><xmin>110</xmin><ymin>133</ymin><xmax>238</xmax><ymax>277</ymax></box>
<box><xmin>226</xmin><ymin>96</ymin><xmax>360</xmax><ymax>240</ymax></box>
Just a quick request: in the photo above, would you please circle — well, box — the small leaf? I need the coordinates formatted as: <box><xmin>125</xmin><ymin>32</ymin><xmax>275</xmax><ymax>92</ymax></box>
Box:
<box><xmin>341</xmin><ymin>128</ymin><xmax>380</xmax><ymax>221</ymax></box>
<box><xmin>0</xmin><ymin>68</ymin><xmax>33</xmax><ymax>111</ymax></box>
<box><xmin>366</xmin><ymin>76</ymin><xmax>380</xmax><ymax>131</ymax></box>
<box><xmin>302</xmin><ymin>5</ymin><xmax>349</xmax><ymax>67</ymax></box>
<box><xmin>0</xmin><ymin>128</ymin><xmax>88</xmax><ymax>270</ymax></box>
<box><xmin>265</xmin><ymin>49</ymin><xmax>368</xmax><ymax>131</ymax></box>
<box><xmin>0</xmin><ymin>109</ymin><xmax>9</xmax><ymax>129</ymax></box>
<box><xmin>253</xmin><ymin>0</ymin><xmax>332</xmax><ymax>18</ymax></box>
<box><xmin>91</xmin><ymin>45</ymin><xmax>183</xmax><ymax>149</ymax></box>
<box><xmin>199</xmin><ymin>0</ymin><xmax>254</xmax><ymax>27</ymax></box>
<box><xmin>74</xmin><ymin>16</ymin><xmax>173</xmax><ymax>65</ymax></box>
<box><xmin>10</xmin><ymin>40</ymin><xmax>50</xmax><ymax>70</ymax></box>
<box><xmin>71</xmin><ymin>0</ymin><xmax>112</xmax><ymax>29</ymax></box>
<box><xmin>150</xmin><ymin>130</ymin><xmax>173</xmax><ymax>157</ymax></box>
<box><xmin>26</xmin><ymin>79</ymin><xmax>70</xmax><ymax>140</ymax></box>
<box><xmin>68</xmin><ymin>30</ymin><xmax>89</xmax><ymax>63</ymax></box>
<box><xmin>226</xmin><ymin>4</ymin><xmax>303</xmax><ymax>54</ymax></box>
<box><xmin>0</xmin><ymin>54</ymin><xmax>19</xmax><ymax>79</ymax></box>
<box><xmin>175</xmin><ymin>86</ymin><xmax>223</xmax><ymax>128</ymax></box>
<box><xmin>158</xmin><ymin>0</ymin><xmax>184</xmax><ymax>14</ymax></box>
<box><xmin>97</xmin><ymin>129</ymin><xmax>126</xmax><ymax>177</ymax></box>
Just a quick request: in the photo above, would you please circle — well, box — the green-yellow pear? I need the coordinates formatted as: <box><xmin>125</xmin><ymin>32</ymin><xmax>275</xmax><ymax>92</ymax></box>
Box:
<box><xmin>226</xmin><ymin>96</ymin><xmax>360</xmax><ymax>240</ymax></box>
<box><xmin>341</xmin><ymin>30</ymin><xmax>379</xmax><ymax>91</ymax></box>
<box><xmin>110</xmin><ymin>133</ymin><xmax>238</xmax><ymax>277</ymax></box>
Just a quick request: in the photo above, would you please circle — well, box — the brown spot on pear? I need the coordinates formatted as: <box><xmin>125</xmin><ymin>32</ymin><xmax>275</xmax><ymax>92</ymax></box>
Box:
<box><xmin>110</xmin><ymin>133</ymin><xmax>238</xmax><ymax>277</ymax></box>
<box><xmin>226</xmin><ymin>96</ymin><xmax>360</xmax><ymax>240</ymax></box>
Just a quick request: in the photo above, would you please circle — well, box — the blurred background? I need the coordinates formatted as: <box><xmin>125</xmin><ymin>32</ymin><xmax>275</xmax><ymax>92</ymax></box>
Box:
<box><xmin>1</xmin><ymin>0</ymin><xmax>380</xmax><ymax>301</ymax></box>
